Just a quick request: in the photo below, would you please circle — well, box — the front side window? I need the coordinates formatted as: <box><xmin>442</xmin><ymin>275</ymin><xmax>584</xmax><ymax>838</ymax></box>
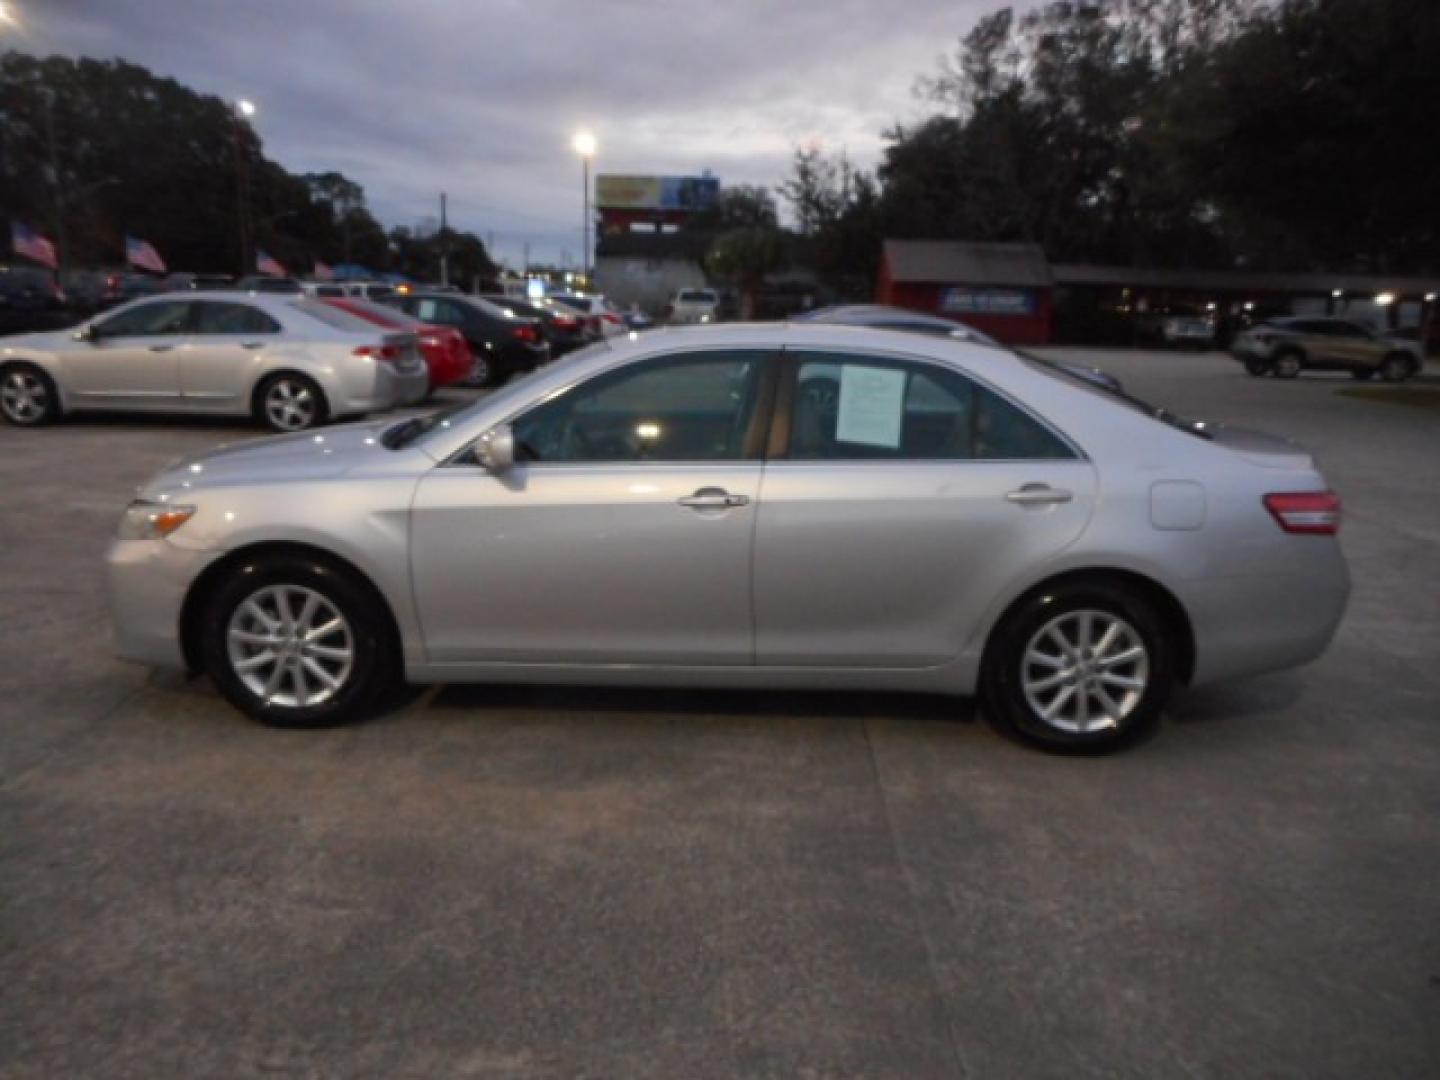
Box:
<box><xmin>192</xmin><ymin>302</ymin><xmax>281</xmax><ymax>335</ymax></box>
<box><xmin>512</xmin><ymin>351</ymin><xmax>767</xmax><ymax>464</ymax></box>
<box><xmin>96</xmin><ymin>300</ymin><xmax>191</xmax><ymax>337</ymax></box>
<box><xmin>787</xmin><ymin>353</ymin><xmax>1074</xmax><ymax>461</ymax></box>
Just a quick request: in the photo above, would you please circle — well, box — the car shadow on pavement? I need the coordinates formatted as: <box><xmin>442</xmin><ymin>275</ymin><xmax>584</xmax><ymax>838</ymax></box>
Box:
<box><xmin>1167</xmin><ymin>672</ymin><xmax>1303</xmax><ymax>726</ymax></box>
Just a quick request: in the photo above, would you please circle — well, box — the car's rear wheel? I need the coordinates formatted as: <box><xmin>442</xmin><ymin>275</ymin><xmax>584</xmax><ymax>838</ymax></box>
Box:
<box><xmin>982</xmin><ymin>581</ymin><xmax>1174</xmax><ymax>753</ymax></box>
<box><xmin>255</xmin><ymin>373</ymin><xmax>327</xmax><ymax>432</ymax></box>
<box><xmin>1380</xmin><ymin>353</ymin><xmax>1412</xmax><ymax>382</ymax></box>
<box><xmin>1243</xmin><ymin>359</ymin><xmax>1269</xmax><ymax>377</ymax></box>
<box><xmin>200</xmin><ymin>555</ymin><xmax>395</xmax><ymax>728</ymax></box>
<box><xmin>0</xmin><ymin>363</ymin><xmax>61</xmax><ymax>426</ymax></box>
<box><xmin>1272</xmin><ymin>350</ymin><xmax>1303</xmax><ymax>379</ymax></box>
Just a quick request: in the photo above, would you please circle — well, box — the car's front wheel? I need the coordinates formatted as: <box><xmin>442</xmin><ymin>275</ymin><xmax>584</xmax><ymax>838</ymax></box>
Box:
<box><xmin>1272</xmin><ymin>350</ymin><xmax>1303</xmax><ymax>379</ymax></box>
<box><xmin>982</xmin><ymin>581</ymin><xmax>1175</xmax><ymax>753</ymax></box>
<box><xmin>0</xmin><ymin>363</ymin><xmax>62</xmax><ymax>427</ymax></box>
<box><xmin>200</xmin><ymin>555</ymin><xmax>395</xmax><ymax>728</ymax></box>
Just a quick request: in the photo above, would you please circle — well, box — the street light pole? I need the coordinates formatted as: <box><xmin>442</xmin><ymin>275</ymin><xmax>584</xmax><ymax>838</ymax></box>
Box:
<box><xmin>572</xmin><ymin>131</ymin><xmax>596</xmax><ymax>285</ymax></box>
<box><xmin>233</xmin><ymin>100</ymin><xmax>256</xmax><ymax>276</ymax></box>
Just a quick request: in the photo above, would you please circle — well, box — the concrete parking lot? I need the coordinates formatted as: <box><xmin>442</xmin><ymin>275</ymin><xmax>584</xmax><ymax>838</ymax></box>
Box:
<box><xmin>1</xmin><ymin>349</ymin><xmax>1437</xmax><ymax>1078</ymax></box>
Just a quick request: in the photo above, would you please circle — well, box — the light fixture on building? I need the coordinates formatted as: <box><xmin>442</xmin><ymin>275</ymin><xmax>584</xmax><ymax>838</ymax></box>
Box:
<box><xmin>1331</xmin><ymin>289</ymin><xmax>1343</xmax><ymax>299</ymax></box>
<box><xmin>1375</xmin><ymin>292</ymin><xmax>1396</xmax><ymax>306</ymax></box>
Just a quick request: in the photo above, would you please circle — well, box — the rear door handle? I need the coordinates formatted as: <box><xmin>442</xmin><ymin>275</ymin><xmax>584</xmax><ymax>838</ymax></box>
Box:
<box><xmin>148</xmin><ymin>344</ymin><xmax>174</xmax><ymax>352</ymax></box>
<box><xmin>240</xmin><ymin>341</ymin><xmax>265</xmax><ymax>349</ymax></box>
<box><xmin>678</xmin><ymin>487</ymin><xmax>750</xmax><ymax>511</ymax></box>
<box><xmin>1006</xmin><ymin>483</ymin><xmax>1073</xmax><ymax>507</ymax></box>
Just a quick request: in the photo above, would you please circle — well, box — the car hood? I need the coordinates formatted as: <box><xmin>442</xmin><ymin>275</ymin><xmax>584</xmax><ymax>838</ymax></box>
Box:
<box><xmin>138</xmin><ymin>418</ymin><xmax>402</xmax><ymax>497</ymax></box>
<box><xmin>0</xmin><ymin>328</ymin><xmax>79</xmax><ymax>353</ymax></box>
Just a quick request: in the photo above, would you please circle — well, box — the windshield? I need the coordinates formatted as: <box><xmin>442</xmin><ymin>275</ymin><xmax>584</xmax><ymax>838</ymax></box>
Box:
<box><xmin>381</xmin><ymin>339</ymin><xmax>613</xmax><ymax>450</ymax></box>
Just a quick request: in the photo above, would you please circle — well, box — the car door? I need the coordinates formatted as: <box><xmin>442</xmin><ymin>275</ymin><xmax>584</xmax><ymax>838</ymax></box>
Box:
<box><xmin>753</xmin><ymin>350</ymin><xmax>1098</xmax><ymax>667</ymax></box>
<box><xmin>179</xmin><ymin>300</ymin><xmax>285</xmax><ymax>409</ymax></box>
<box><xmin>409</xmin><ymin>348</ymin><xmax>776</xmax><ymax>665</ymax></box>
<box><xmin>62</xmin><ymin>299</ymin><xmax>192</xmax><ymax>406</ymax></box>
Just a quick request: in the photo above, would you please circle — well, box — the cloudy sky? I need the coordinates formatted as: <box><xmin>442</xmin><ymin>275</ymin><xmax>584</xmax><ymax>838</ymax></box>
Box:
<box><xmin>15</xmin><ymin>0</ymin><xmax>1014</xmax><ymax>268</ymax></box>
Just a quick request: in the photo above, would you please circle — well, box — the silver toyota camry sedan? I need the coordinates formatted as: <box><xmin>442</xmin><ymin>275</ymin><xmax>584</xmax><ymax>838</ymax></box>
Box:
<box><xmin>106</xmin><ymin>323</ymin><xmax>1349</xmax><ymax>751</ymax></box>
<box><xmin>1</xmin><ymin>292</ymin><xmax>429</xmax><ymax>432</ymax></box>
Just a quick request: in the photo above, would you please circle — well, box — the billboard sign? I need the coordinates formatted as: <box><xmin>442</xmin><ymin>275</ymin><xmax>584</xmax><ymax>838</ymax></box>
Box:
<box><xmin>939</xmin><ymin>287</ymin><xmax>1036</xmax><ymax>316</ymax></box>
<box><xmin>596</xmin><ymin>174</ymin><xmax>720</xmax><ymax>212</ymax></box>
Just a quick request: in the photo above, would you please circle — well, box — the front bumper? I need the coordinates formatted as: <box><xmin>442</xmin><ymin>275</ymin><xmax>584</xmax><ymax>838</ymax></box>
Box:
<box><xmin>106</xmin><ymin>538</ymin><xmax>221</xmax><ymax>670</ymax></box>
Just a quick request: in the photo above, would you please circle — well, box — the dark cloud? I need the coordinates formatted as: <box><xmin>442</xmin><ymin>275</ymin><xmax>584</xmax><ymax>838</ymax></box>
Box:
<box><xmin>18</xmin><ymin>0</ymin><xmax>1012</xmax><ymax>266</ymax></box>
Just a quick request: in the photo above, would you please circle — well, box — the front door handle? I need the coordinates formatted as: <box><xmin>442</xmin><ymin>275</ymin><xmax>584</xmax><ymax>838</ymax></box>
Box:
<box><xmin>148</xmin><ymin>344</ymin><xmax>174</xmax><ymax>352</ymax></box>
<box><xmin>239</xmin><ymin>341</ymin><xmax>265</xmax><ymax>349</ymax></box>
<box><xmin>1006</xmin><ymin>483</ymin><xmax>1073</xmax><ymax>507</ymax></box>
<box><xmin>678</xmin><ymin>487</ymin><xmax>750</xmax><ymax>511</ymax></box>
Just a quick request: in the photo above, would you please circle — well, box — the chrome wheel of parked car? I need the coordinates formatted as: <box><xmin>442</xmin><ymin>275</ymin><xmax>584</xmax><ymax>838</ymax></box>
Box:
<box><xmin>984</xmin><ymin>581</ymin><xmax>1173</xmax><ymax>753</ymax></box>
<box><xmin>259</xmin><ymin>374</ymin><xmax>325</xmax><ymax>432</ymax></box>
<box><xmin>226</xmin><ymin>584</ymin><xmax>354</xmax><ymax>708</ymax></box>
<box><xmin>1020</xmin><ymin>610</ymin><xmax>1149</xmax><ymax>735</ymax></box>
<box><xmin>1272</xmin><ymin>351</ymin><xmax>1302</xmax><ymax>379</ymax></box>
<box><xmin>200</xmin><ymin>553</ymin><xmax>395</xmax><ymax>728</ymax></box>
<box><xmin>1380</xmin><ymin>354</ymin><xmax>1411</xmax><ymax>382</ymax></box>
<box><xmin>0</xmin><ymin>365</ymin><xmax>59</xmax><ymax>426</ymax></box>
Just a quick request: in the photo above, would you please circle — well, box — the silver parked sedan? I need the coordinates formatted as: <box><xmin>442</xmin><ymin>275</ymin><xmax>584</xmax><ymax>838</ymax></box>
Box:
<box><xmin>1</xmin><ymin>291</ymin><xmax>429</xmax><ymax>432</ymax></box>
<box><xmin>106</xmin><ymin>323</ymin><xmax>1348</xmax><ymax>751</ymax></box>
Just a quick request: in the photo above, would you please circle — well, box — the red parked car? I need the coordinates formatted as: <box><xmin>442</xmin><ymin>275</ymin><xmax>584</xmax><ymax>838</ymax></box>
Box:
<box><xmin>320</xmin><ymin>296</ymin><xmax>473</xmax><ymax>391</ymax></box>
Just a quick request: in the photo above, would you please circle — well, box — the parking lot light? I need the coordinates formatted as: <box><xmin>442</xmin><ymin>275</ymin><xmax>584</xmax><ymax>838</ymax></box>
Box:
<box><xmin>572</xmin><ymin>131</ymin><xmax>597</xmax><ymax>281</ymax></box>
<box><xmin>237</xmin><ymin>98</ymin><xmax>256</xmax><ymax>118</ymax></box>
<box><xmin>1375</xmin><ymin>292</ymin><xmax>1395</xmax><ymax>306</ymax></box>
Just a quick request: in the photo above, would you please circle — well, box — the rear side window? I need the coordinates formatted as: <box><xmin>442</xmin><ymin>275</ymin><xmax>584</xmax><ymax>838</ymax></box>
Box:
<box><xmin>787</xmin><ymin>353</ymin><xmax>1074</xmax><ymax>462</ymax></box>
<box><xmin>192</xmin><ymin>301</ymin><xmax>281</xmax><ymax>334</ymax></box>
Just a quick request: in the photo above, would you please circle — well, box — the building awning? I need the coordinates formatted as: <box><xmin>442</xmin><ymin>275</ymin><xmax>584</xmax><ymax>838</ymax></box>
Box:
<box><xmin>1051</xmin><ymin>263</ymin><xmax>1440</xmax><ymax>296</ymax></box>
<box><xmin>883</xmin><ymin>241</ymin><xmax>1052</xmax><ymax>287</ymax></box>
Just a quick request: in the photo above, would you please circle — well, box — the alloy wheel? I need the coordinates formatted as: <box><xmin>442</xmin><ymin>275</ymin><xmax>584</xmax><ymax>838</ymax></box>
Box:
<box><xmin>1</xmin><ymin>370</ymin><xmax>49</xmax><ymax>424</ymax></box>
<box><xmin>1020</xmin><ymin>609</ymin><xmax>1150</xmax><ymax>735</ymax></box>
<box><xmin>264</xmin><ymin>378</ymin><xmax>318</xmax><ymax>430</ymax></box>
<box><xmin>226</xmin><ymin>584</ymin><xmax>354</xmax><ymax>708</ymax></box>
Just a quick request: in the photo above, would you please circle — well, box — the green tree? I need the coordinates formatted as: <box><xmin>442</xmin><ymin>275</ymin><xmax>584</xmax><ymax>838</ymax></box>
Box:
<box><xmin>705</xmin><ymin>226</ymin><xmax>785</xmax><ymax>319</ymax></box>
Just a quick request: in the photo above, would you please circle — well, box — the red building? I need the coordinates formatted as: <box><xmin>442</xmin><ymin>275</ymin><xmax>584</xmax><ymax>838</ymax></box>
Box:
<box><xmin>876</xmin><ymin>240</ymin><xmax>1054</xmax><ymax>345</ymax></box>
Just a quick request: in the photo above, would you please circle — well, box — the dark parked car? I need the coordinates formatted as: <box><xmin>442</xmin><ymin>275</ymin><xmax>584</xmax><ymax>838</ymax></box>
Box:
<box><xmin>163</xmin><ymin>272</ymin><xmax>236</xmax><ymax>291</ymax></box>
<box><xmin>482</xmin><ymin>294</ymin><xmax>589</xmax><ymax>356</ymax></box>
<box><xmin>387</xmin><ymin>292</ymin><xmax>549</xmax><ymax>386</ymax></box>
<box><xmin>1231</xmin><ymin>317</ymin><xmax>1422</xmax><ymax>381</ymax></box>
<box><xmin>1</xmin><ymin>265</ymin><xmax>69</xmax><ymax>334</ymax></box>
<box><xmin>793</xmin><ymin>303</ymin><xmax>1125</xmax><ymax>393</ymax></box>
<box><xmin>235</xmin><ymin>276</ymin><xmax>305</xmax><ymax>294</ymax></box>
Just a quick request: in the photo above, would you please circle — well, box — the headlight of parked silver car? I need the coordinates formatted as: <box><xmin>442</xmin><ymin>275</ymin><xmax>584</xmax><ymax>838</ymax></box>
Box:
<box><xmin>117</xmin><ymin>500</ymin><xmax>195</xmax><ymax>541</ymax></box>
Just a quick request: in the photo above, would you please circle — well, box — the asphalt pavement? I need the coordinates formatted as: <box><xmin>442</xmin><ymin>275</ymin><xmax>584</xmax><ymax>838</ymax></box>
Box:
<box><xmin>1</xmin><ymin>352</ymin><xmax>1437</xmax><ymax>1078</ymax></box>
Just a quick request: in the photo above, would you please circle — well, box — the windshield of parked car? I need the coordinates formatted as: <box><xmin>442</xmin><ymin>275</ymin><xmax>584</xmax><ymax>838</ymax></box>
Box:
<box><xmin>381</xmin><ymin>339</ymin><xmax>614</xmax><ymax>451</ymax></box>
<box><xmin>290</xmin><ymin>298</ymin><xmax>383</xmax><ymax>333</ymax></box>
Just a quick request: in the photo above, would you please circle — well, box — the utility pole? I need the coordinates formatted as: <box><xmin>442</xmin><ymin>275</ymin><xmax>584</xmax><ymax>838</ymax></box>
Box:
<box><xmin>439</xmin><ymin>191</ymin><xmax>449</xmax><ymax>287</ymax></box>
<box><xmin>523</xmin><ymin>241</ymin><xmax>530</xmax><ymax>277</ymax></box>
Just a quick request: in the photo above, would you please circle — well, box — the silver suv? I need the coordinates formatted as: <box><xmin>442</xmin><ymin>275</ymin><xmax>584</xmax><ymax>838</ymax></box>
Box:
<box><xmin>1231</xmin><ymin>317</ymin><xmax>1422</xmax><ymax>381</ymax></box>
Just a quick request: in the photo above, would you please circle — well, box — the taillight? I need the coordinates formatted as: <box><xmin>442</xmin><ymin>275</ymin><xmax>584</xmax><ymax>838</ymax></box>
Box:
<box><xmin>602</xmin><ymin>312</ymin><xmax>622</xmax><ymax>325</ymax></box>
<box><xmin>354</xmin><ymin>344</ymin><xmax>402</xmax><ymax>363</ymax></box>
<box><xmin>513</xmin><ymin>325</ymin><xmax>539</xmax><ymax>343</ymax></box>
<box><xmin>551</xmin><ymin>314</ymin><xmax>579</xmax><ymax>329</ymax></box>
<box><xmin>1264</xmin><ymin>491</ymin><xmax>1340</xmax><ymax>535</ymax></box>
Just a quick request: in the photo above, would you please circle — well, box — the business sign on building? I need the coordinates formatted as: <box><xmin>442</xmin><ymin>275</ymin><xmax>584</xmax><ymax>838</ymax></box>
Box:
<box><xmin>940</xmin><ymin>287</ymin><xmax>1037</xmax><ymax>315</ymax></box>
<box><xmin>596</xmin><ymin>174</ymin><xmax>720</xmax><ymax>212</ymax></box>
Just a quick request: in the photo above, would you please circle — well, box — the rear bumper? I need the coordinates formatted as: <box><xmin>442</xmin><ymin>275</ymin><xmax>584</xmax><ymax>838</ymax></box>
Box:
<box><xmin>1179</xmin><ymin>545</ymin><xmax>1350</xmax><ymax>685</ymax></box>
<box><xmin>339</xmin><ymin>364</ymin><xmax>429</xmax><ymax>414</ymax></box>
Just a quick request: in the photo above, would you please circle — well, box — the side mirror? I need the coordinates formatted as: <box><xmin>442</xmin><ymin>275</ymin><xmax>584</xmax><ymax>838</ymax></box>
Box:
<box><xmin>73</xmin><ymin>323</ymin><xmax>97</xmax><ymax>343</ymax></box>
<box><xmin>473</xmin><ymin>424</ymin><xmax>515</xmax><ymax>473</ymax></box>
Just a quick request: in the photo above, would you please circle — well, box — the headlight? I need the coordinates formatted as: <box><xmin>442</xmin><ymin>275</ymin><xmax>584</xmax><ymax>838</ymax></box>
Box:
<box><xmin>118</xmin><ymin>500</ymin><xmax>195</xmax><ymax>541</ymax></box>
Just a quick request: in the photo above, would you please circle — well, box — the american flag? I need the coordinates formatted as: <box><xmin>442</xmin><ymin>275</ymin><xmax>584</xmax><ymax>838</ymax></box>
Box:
<box><xmin>313</xmin><ymin>260</ymin><xmax>334</xmax><ymax>281</ymax></box>
<box><xmin>125</xmin><ymin>236</ymin><xmax>167</xmax><ymax>274</ymax></box>
<box><xmin>11</xmin><ymin>221</ymin><xmax>57</xmax><ymax>270</ymax></box>
<box><xmin>256</xmin><ymin>250</ymin><xmax>287</xmax><ymax>277</ymax></box>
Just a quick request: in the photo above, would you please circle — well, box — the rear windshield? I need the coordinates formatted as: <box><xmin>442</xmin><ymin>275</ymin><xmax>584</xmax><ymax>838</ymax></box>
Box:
<box><xmin>289</xmin><ymin>298</ymin><xmax>381</xmax><ymax>333</ymax></box>
<box><xmin>1020</xmin><ymin>351</ymin><xmax>1210</xmax><ymax>439</ymax></box>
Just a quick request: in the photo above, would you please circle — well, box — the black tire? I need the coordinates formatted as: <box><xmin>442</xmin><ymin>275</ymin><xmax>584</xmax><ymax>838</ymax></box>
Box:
<box><xmin>0</xmin><ymin>362</ymin><xmax>62</xmax><ymax>427</ymax></box>
<box><xmin>1272</xmin><ymin>350</ymin><xmax>1303</xmax><ymax>379</ymax></box>
<box><xmin>1379</xmin><ymin>353</ymin><xmax>1412</xmax><ymax>383</ymax></box>
<box><xmin>1243</xmin><ymin>359</ymin><xmax>1270</xmax><ymax>377</ymax></box>
<box><xmin>199</xmin><ymin>553</ymin><xmax>396</xmax><ymax>729</ymax></box>
<box><xmin>254</xmin><ymin>372</ymin><xmax>328</xmax><ymax>432</ymax></box>
<box><xmin>981</xmin><ymin>580</ymin><xmax>1175</xmax><ymax>754</ymax></box>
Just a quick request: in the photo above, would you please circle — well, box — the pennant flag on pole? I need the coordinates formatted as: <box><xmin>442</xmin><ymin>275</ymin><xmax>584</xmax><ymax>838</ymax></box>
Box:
<box><xmin>256</xmin><ymin>250</ymin><xmax>287</xmax><ymax>277</ymax></box>
<box><xmin>314</xmin><ymin>260</ymin><xmax>334</xmax><ymax>281</ymax></box>
<box><xmin>11</xmin><ymin>221</ymin><xmax>58</xmax><ymax>270</ymax></box>
<box><xmin>125</xmin><ymin>236</ymin><xmax>167</xmax><ymax>274</ymax></box>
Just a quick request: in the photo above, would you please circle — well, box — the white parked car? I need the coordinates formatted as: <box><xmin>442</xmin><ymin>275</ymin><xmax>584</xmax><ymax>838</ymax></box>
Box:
<box><xmin>548</xmin><ymin>293</ymin><xmax>626</xmax><ymax>339</ymax></box>
<box><xmin>0</xmin><ymin>292</ymin><xmax>429</xmax><ymax>432</ymax></box>
<box><xmin>667</xmin><ymin>287</ymin><xmax>720</xmax><ymax>325</ymax></box>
